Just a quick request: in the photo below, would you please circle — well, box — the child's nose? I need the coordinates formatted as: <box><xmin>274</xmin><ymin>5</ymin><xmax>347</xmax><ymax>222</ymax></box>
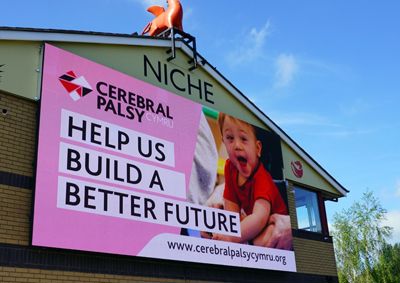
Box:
<box><xmin>234</xmin><ymin>139</ymin><xmax>243</xmax><ymax>150</ymax></box>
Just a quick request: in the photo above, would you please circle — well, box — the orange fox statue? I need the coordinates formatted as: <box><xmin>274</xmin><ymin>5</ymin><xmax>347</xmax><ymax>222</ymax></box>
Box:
<box><xmin>141</xmin><ymin>0</ymin><xmax>183</xmax><ymax>36</ymax></box>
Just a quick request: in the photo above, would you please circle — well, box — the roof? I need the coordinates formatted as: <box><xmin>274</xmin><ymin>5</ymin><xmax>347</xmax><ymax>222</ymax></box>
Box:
<box><xmin>0</xmin><ymin>26</ymin><xmax>348</xmax><ymax>197</ymax></box>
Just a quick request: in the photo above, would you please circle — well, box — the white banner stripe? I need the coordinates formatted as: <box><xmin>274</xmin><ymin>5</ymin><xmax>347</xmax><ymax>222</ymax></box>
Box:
<box><xmin>139</xmin><ymin>234</ymin><xmax>296</xmax><ymax>272</ymax></box>
<box><xmin>60</xmin><ymin>109</ymin><xmax>175</xmax><ymax>167</ymax></box>
<box><xmin>58</xmin><ymin>142</ymin><xmax>186</xmax><ymax>198</ymax></box>
<box><xmin>57</xmin><ymin>176</ymin><xmax>241</xmax><ymax>236</ymax></box>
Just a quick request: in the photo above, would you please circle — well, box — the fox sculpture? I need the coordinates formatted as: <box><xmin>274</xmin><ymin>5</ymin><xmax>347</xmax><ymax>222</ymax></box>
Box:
<box><xmin>142</xmin><ymin>0</ymin><xmax>183</xmax><ymax>36</ymax></box>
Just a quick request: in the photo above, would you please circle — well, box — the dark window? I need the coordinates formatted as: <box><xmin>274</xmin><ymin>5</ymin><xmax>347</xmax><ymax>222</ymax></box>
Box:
<box><xmin>294</xmin><ymin>187</ymin><xmax>322</xmax><ymax>233</ymax></box>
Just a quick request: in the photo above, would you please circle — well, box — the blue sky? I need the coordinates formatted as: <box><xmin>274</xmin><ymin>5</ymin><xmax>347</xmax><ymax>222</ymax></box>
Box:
<box><xmin>2</xmin><ymin>0</ymin><xmax>400</xmax><ymax>242</ymax></box>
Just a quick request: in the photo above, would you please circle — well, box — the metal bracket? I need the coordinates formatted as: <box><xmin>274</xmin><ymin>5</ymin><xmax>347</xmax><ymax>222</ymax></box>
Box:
<box><xmin>0</xmin><ymin>64</ymin><xmax>4</xmax><ymax>82</ymax></box>
<box><xmin>158</xmin><ymin>28</ymin><xmax>198</xmax><ymax>71</ymax></box>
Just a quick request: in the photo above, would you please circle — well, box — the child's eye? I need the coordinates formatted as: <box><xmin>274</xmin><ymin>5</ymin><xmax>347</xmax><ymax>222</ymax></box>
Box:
<box><xmin>240</xmin><ymin>136</ymin><xmax>248</xmax><ymax>142</ymax></box>
<box><xmin>225</xmin><ymin>135</ymin><xmax>233</xmax><ymax>141</ymax></box>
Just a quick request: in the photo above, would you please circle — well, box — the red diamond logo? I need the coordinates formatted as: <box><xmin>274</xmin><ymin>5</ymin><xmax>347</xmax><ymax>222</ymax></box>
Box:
<box><xmin>59</xmin><ymin>71</ymin><xmax>92</xmax><ymax>101</ymax></box>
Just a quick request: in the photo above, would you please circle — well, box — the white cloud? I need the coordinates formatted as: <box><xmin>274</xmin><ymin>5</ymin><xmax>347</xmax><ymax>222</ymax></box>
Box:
<box><xmin>250</xmin><ymin>23</ymin><xmax>270</xmax><ymax>48</ymax></box>
<box><xmin>396</xmin><ymin>180</ymin><xmax>400</xmax><ymax>197</ymax></box>
<box><xmin>315</xmin><ymin>128</ymin><xmax>374</xmax><ymax>138</ymax></box>
<box><xmin>339</xmin><ymin>98</ymin><xmax>372</xmax><ymax>116</ymax></box>
<box><xmin>274</xmin><ymin>53</ymin><xmax>298</xmax><ymax>88</ymax></box>
<box><xmin>268</xmin><ymin>112</ymin><xmax>339</xmax><ymax>127</ymax></box>
<box><xmin>384</xmin><ymin>210</ymin><xmax>400</xmax><ymax>244</ymax></box>
<box><xmin>226</xmin><ymin>21</ymin><xmax>271</xmax><ymax>66</ymax></box>
<box><xmin>267</xmin><ymin>111</ymin><xmax>375</xmax><ymax>138</ymax></box>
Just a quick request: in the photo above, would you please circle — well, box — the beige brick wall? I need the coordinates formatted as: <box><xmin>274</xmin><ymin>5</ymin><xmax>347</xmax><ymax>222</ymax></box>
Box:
<box><xmin>286</xmin><ymin>183</ymin><xmax>298</xmax><ymax>229</ymax></box>
<box><xmin>294</xmin><ymin>238</ymin><xmax>338</xmax><ymax>276</ymax></box>
<box><xmin>0</xmin><ymin>266</ymin><xmax>192</xmax><ymax>283</ymax></box>
<box><xmin>0</xmin><ymin>185</ymin><xmax>31</xmax><ymax>245</ymax></box>
<box><xmin>0</xmin><ymin>92</ymin><xmax>37</xmax><ymax>176</ymax></box>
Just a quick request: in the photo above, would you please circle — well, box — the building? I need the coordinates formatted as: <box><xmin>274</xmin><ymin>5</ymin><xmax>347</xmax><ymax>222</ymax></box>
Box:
<box><xmin>0</xmin><ymin>27</ymin><xmax>347</xmax><ymax>283</ymax></box>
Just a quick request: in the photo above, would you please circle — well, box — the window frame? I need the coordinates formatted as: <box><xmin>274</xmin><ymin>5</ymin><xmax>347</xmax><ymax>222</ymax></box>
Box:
<box><xmin>293</xmin><ymin>184</ymin><xmax>330</xmax><ymax>237</ymax></box>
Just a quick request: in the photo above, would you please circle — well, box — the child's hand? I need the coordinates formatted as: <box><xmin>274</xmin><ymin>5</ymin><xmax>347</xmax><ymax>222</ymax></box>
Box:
<box><xmin>205</xmin><ymin>183</ymin><xmax>225</xmax><ymax>209</ymax></box>
<box><xmin>265</xmin><ymin>214</ymin><xmax>293</xmax><ymax>250</ymax></box>
<box><xmin>240</xmin><ymin>209</ymin><xmax>247</xmax><ymax>221</ymax></box>
<box><xmin>200</xmin><ymin>231</ymin><xmax>213</xmax><ymax>239</ymax></box>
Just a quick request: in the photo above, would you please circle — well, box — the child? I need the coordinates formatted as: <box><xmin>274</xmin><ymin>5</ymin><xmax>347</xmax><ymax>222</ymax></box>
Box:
<box><xmin>213</xmin><ymin>113</ymin><xmax>288</xmax><ymax>245</ymax></box>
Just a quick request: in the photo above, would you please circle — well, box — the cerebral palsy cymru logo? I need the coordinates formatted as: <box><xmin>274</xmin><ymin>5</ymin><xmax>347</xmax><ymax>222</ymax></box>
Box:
<box><xmin>59</xmin><ymin>71</ymin><xmax>93</xmax><ymax>101</ymax></box>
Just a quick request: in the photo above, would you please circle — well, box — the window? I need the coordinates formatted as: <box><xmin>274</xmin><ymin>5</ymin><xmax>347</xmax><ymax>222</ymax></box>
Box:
<box><xmin>294</xmin><ymin>187</ymin><xmax>322</xmax><ymax>233</ymax></box>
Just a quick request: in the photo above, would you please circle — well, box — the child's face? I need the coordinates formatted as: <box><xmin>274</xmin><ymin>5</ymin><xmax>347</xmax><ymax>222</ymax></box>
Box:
<box><xmin>222</xmin><ymin>116</ymin><xmax>262</xmax><ymax>179</ymax></box>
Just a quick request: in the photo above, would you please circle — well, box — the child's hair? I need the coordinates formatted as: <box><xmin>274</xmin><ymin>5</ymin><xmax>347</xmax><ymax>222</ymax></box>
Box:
<box><xmin>217</xmin><ymin>112</ymin><xmax>226</xmax><ymax>134</ymax></box>
<box><xmin>218</xmin><ymin>112</ymin><xmax>257</xmax><ymax>137</ymax></box>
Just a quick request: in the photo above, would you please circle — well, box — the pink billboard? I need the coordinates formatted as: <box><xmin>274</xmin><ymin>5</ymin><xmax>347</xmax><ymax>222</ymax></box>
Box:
<box><xmin>33</xmin><ymin>44</ymin><xmax>296</xmax><ymax>272</ymax></box>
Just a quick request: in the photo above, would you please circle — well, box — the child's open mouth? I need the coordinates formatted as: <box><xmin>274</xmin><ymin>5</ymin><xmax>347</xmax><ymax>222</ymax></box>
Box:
<box><xmin>237</xmin><ymin>156</ymin><xmax>247</xmax><ymax>167</ymax></box>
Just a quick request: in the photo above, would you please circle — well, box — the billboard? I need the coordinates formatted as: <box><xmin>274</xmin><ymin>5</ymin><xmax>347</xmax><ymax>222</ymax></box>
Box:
<box><xmin>33</xmin><ymin>44</ymin><xmax>296</xmax><ymax>272</ymax></box>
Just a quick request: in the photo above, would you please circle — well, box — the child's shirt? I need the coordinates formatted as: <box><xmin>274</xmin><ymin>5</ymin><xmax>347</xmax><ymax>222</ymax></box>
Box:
<box><xmin>223</xmin><ymin>159</ymin><xmax>288</xmax><ymax>216</ymax></box>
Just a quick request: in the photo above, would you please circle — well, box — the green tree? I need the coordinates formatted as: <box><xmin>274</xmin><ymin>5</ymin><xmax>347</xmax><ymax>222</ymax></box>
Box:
<box><xmin>332</xmin><ymin>190</ymin><xmax>392</xmax><ymax>283</ymax></box>
<box><xmin>371</xmin><ymin>243</ymin><xmax>400</xmax><ymax>283</ymax></box>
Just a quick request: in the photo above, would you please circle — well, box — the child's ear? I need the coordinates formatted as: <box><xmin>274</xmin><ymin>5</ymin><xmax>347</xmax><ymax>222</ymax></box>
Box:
<box><xmin>256</xmin><ymin>140</ymin><xmax>262</xmax><ymax>158</ymax></box>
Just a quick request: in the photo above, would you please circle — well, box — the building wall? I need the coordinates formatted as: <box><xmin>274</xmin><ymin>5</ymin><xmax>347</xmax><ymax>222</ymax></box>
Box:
<box><xmin>0</xmin><ymin>267</ymin><xmax>189</xmax><ymax>283</ymax></box>
<box><xmin>0</xmin><ymin>91</ymin><xmax>338</xmax><ymax>282</ymax></box>
<box><xmin>0</xmin><ymin>41</ymin><xmax>41</xmax><ymax>100</ymax></box>
<box><xmin>282</xmin><ymin>144</ymin><xmax>338</xmax><ymax>197</ymax></box>
<box><xmin>293</xmin><ymin>238</ymin><xmax>337</xmax><ymax>276</ymax></box>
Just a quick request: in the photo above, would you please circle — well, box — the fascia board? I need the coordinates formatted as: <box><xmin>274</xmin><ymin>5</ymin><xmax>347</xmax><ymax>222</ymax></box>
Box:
<box><xmin>0</xmin><ymin>29</ymin><xmax>171</xmax><ymax>48</ymax></box>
